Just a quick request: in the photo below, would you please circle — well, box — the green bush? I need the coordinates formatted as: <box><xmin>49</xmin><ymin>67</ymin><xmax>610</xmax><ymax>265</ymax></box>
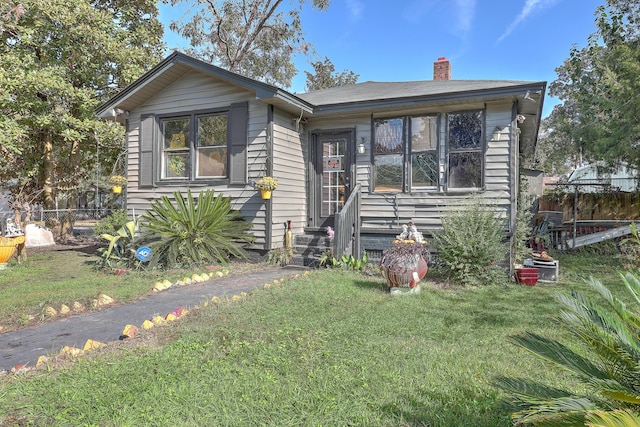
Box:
<box><xmin>97</xmin><ymin>220</ymin><xmax>139</xmax><ymax>268</ymax></box>
<box><xmin>496</xmin><ymin>273</ymin><xmax>640</xmax><ymax>425</ymax></box>
<box><xmin>140</xmin><ymin>189</ymin><xmax>255</xmax><ymax>268</ymax></box>
<box><xmin>94</xmin><ymin>209</ymin><xmax>129</xmax><ymax>237</ymax></box>
<box><xmin>433</xmin><ymin>199</ymin><xmax>508</xmax><ymax>286</ymax></box>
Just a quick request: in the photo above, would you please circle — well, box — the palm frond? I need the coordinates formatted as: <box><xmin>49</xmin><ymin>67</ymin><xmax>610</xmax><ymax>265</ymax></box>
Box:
<box><xmin>509</xmin><ymin>332</ymin><xmax>609</xmax><ymax>380</ymax></box>
<box><xmin>585</xmin><ymin>409</ymin><xmax>640</xmax><ymax>427</ymax></box>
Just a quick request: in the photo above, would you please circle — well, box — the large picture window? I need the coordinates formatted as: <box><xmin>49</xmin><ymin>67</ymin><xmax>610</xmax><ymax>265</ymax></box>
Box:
<box><xmin>160</xmin><ymin>111</ymin><xmax>228</xmax><ymax>180</ymax></box>
<box><xmin>373</xmin><ymin>115</ymin><xmax>438</xmax><ymax>192</ymax></box>
<box><xmin>372</xmin><ymin>110</ymin><xmax>484</xmax><ymax>193</ymax></box>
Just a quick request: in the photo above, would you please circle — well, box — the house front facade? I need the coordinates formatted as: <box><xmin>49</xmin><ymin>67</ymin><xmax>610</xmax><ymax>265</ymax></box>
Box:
<box><xmin>98</xmin><ymin>53</ymin><xmax>546</xmax><ymax>263</ymax></box>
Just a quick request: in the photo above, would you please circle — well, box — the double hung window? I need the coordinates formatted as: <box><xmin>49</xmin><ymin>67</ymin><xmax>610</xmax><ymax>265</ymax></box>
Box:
<box><xmin>160</xmin><ymin>112</ymin><xmax>228</xmax><ymax>180</ymax></box>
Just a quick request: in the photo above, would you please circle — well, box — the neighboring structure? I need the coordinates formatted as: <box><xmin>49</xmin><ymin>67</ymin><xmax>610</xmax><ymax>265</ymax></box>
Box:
<box><xmin>565</xmin><ymin>162</ymin><xmax>639</xmax><ymax>193</ymax></box>
<box><xmin>97</xmin><ymin>53</ymin><xmax>546</xmax><ymax>262</ymax></box>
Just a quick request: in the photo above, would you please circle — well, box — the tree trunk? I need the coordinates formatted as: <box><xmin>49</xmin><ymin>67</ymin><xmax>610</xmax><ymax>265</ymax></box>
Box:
<box><xmin>41</xmin><ymin>129</ymin><xmax>61</xmax><ymax>236</ymax></box>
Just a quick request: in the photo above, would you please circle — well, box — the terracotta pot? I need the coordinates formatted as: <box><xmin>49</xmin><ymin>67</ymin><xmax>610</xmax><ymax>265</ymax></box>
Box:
<box><xmin>261</xmin><ymin>189</ymin><xmax>272</xmax><ymax>200</ymax></box>
<box><xmin>380</xmin><ymin>254</ymin><xmax>428</xmax><ymax>289</ymax></box>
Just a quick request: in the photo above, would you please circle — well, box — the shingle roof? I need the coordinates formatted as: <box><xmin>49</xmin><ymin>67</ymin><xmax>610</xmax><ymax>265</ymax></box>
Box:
<box><xmin>297</xmin><ymin>80</ymin><xmax>539</xmax><ymax>106</ymax></box>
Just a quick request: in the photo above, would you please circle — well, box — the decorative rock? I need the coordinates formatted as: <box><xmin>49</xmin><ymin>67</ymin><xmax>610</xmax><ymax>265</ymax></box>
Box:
<box><xmin>142</xmin><ymin>320</ymin><xmax>155</xmax><ymax>330</ymax></box>
<box><xmin>165</xmin><ymin>313</ymin><xmax>177</xmax><ymax>321</ymax></box>
<box><xmin>11</xmin><ymin>365</ymin><xmax>32</xmax><ymax>374</ymax></box>
<box><xmin>36</xmin><ymin>355</ymin><xmax>48</xmax><ymax>367</ymax></box>
<box><xmin>72</xmin><ymin>301</ymin><xmax>85</xmax><ymax>311</ymax></box>
<box><xmin>60</xmin><ymin>346</ymin><xmax>84</xmax><ymax>357</ymax></box>
<box><xmin>97</xmin><ymin>294</ymin><xmax>114</xmax><ymax>306</ymax></box>
<box><xmin>59</xmin><ymin>304</ymin><xmax>70</xmax><ymax>315</ymax></box>
<box><xmin>152</xmin><ymin>315</ymin><xmax>165</xmax><ymax>325</ymax></box>
<box><xmin>24</xmin><ymin>223</ymin><xmax>55</xmax><ymax>248</ymax></box>
<box><xmin>211</xmin><ymin>296</ymin><xmax>221</xmax><ymax>305</ymax></box>
<box><xmin>83</xmin><ymin>339</ymin><xmax>106</xmax><ymax>351</ymax></box>
<box><xmin>121</xmin><ymin>324</ymin><xmax>138</xmax><ymax>338</ymax></box>
<box><xmin>44</xmin><ymin>306</ymin><xmax>57</xmax><ymax>317</ymax></box>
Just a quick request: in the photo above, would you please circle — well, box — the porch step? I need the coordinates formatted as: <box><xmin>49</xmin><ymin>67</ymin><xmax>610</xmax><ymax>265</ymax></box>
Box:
<box><xmin>290</xmin><ymin>233</ymin><xmax>333</xmax><ymax>267</ymax></box>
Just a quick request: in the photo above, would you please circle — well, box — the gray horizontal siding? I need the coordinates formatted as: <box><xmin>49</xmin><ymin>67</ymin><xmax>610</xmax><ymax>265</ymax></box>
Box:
<box><xmin>268</xmin><ymin>111</ymin><xmax>306</xmax><ymax>249</ymax></box>
<box><xmin>124</xmin><ymin>71</ymin><xmax>270</xmax><ymax>249</ymax></box>
<box><xmin>305</xmin><ymin>101</ymin><xmax>516</xmax><ymax>232</ymax></box>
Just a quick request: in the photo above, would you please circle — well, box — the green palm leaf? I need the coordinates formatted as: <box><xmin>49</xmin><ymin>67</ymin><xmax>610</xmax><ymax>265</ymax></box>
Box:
<box><xmin>140</xmin><ymin>189</ymin><xmax>255</xmax><ymax>267</ymax></box>
<box><xmin>586</xmin><ymin>409</ymin><xmax>640</xmax><ymax>427</ymax></box>
<box><xmin>498</xmin><ymin>273</ymin><xmax>640</xmax><ymax>424</ymax></box>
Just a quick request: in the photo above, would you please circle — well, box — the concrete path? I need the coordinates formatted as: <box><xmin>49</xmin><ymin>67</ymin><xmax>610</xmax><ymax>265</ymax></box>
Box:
<box><xmin>0</xmin><ymin>266</ymin><xmax>308</xmax><ymax>371</ymax></box>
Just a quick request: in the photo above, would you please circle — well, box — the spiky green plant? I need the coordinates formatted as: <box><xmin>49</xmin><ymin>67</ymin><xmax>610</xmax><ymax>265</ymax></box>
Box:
<box><xmin>140</xmin><ymin>189</ymin><xmax>254</xmax><ymax>267</ymax></box>
<box><xmin>495</xmin><ymin>272</ymin><xmax>640</xmax><ymax>425</ymax></box>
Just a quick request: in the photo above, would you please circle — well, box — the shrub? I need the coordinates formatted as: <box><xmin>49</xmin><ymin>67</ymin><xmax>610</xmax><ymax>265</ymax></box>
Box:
<box><xmin>495</xmin><ymin>273</ymin><xmax>640</xmax><ymax>425</ymax></box>
<box><xmin>433</xmin><ymin>199</ymin><xmax>508</xmax><ymax>286</ymax></box>
<box><xmin>97</xmin><ymin>220</ymin><xmax>138</xmax><ymax>268</ymax></box>
<box><xmin>94</xmin><ymin>209</ymin><xmax>129</xmax><ymax>237</ymax></box>
<box><xmin>140</xmin><ymin>189</ymin><xmax>255</xmax><ymax>268</ymax></box>
<box><xmin>267</xmin><ymin>247</ymin><xmax>294</xmax><ymax>266</ymax></box>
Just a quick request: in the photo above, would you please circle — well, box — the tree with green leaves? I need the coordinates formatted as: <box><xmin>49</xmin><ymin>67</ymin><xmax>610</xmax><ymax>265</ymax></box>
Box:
<box><xmin>0</xmin><ymin>1</ymin><xmax>163</xmax><ymax>233</ymax></box>
<box><xmin>166</xmin><ymin>0</ymin><xmax>331</xmax><ymax>88</ymax></box>
<box><xmin>546</xmin><ymin>0</ymin><xmax>640</xmax><ymax>174</ymax></box>
<box><xmin>304</xmin><ymin>56</ymin><xmax>359</xmax><ymax>91</ymax></box>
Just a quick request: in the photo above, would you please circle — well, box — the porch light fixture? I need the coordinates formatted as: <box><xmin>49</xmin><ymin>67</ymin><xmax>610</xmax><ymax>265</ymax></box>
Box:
<box><xmin>357</xmin><ymin>137</ymin><xmax>366</xmax><ymax>155</ymax></box>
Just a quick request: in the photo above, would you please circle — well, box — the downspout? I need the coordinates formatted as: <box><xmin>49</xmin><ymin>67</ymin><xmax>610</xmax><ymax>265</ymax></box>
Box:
<box><xmin>510</xmin><ymin>101</ymin><xmax>519</xmax><ymax>273</ymax></box>
<box><xmin>265</xmin><ymin>104</ymin><xmax>274</xmax><ymax>250</ymax></box>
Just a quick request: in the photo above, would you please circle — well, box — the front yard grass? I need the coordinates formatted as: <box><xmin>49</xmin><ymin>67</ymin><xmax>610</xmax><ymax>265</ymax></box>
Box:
<box><xmin>0</xmin><ymin>245</ymin><xmax>630</xmax><ymax>426</ymax></box>
<box><xmin>0</xmin><ymin>244</ymin><xmax>262</xmax><ymax>332</ymax></box>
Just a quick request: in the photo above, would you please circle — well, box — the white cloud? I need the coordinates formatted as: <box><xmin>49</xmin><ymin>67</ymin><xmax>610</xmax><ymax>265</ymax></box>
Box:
<box><xmin>497</xmin><ymin>0</ymin><xmax>560</xmax><ymax>43</ymax></box>
<box><xmin>454</xmin><ymin>0</ymin><xmax>476</xmax><ymax>34</ymax></box>
<box><xmin>345</xmin><ymin>0</ymin><xmax>364</xmax><ymax>21</ymax></box>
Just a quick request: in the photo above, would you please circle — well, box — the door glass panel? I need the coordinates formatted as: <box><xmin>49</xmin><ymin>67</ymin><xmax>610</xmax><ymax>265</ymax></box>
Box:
<box><xmin>321</xmin><ymin>138</ymin><xmax>345</xmax><ymax>217</ymax></box>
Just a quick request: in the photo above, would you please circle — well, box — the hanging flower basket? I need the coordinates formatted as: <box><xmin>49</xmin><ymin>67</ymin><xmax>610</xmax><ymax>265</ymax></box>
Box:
<box><xmin>260</xmin><ymin>189</ymin><xmax>272</xmax><ymax>200</ymax></box>
<box><xmin>256</xmin><ymin>176</ymin><xmax>277</xmax><ymax>190</ymax></box>
<box><xmin>112</xmin><ymin>185</ymin><xmax>123</xmax><ymax>194</ymax></box>
<box><xmin>109</xmin><ymin>175</ymin><xmax>128</xmax><ymax>186</ymax></box>
<box><xmin>256</xmin><ymin>176</ymin><xmax>277</xmax><ymax>199</ymax></box>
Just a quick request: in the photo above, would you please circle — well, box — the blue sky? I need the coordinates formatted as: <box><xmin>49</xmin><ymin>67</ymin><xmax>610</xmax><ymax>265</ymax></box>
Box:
<box><xmin>158</xmin><ymin>0</ymin><xmax>604</xmax><ymax>118</ymax></box>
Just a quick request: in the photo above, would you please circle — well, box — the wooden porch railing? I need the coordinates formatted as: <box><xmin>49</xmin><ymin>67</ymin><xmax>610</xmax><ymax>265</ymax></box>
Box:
<box><xmin>333</xmin><ymin>183</ymin><xmax>361</xmax><ymax>259</ymax></box>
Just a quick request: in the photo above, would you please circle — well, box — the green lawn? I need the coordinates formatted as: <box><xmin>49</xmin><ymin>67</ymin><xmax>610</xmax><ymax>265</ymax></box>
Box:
<box><xmin>0</xmin><ymin>246</ymin><xmax>257</xmax><ymax>332</ymax></box>
<box><xmin>0</xmin><ymin>247</ymin><xmax>631</xmax><ymax>426</ymax></box>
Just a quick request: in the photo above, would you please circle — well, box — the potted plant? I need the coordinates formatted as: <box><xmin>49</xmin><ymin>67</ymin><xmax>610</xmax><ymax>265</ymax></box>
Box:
<box><xmin>256</xmin><ymin>176</ymin><xmax>278</xmax><ymax>199</ymax></box>
<box><xmin>109</xmin><ymin>175</ymin><xmax>128</xmax><ymax>194</ymax></box>
<box><xmin>379</xmin><ymin>222</ymin><xmax>429</xmax><ymax>292</ymax></box>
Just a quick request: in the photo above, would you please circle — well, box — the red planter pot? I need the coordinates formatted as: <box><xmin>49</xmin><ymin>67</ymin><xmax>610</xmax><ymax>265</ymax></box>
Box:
<box><xmin>515</xmin><ymin>268</ymin><xmax>539</xmax><ymax>286</ymax></box>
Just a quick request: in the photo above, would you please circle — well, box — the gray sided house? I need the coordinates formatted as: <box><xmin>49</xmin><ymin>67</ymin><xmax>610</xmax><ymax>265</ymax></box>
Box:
<box><xmin>98</xmin><ymin>52</ymin><xmax>546</xmax><ymax>263</ymax></box>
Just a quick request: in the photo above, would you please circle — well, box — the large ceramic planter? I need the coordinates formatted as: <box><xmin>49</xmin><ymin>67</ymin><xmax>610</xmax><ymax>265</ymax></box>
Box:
<box><xmin>380</xmin><ymin>240</ymin><xmax>428</xmax><ymax>290</ymax></box>
<box><xmin>0</xmin><ymin>236</ymin><xmax>25</xmax><ymax>270</ymax></box>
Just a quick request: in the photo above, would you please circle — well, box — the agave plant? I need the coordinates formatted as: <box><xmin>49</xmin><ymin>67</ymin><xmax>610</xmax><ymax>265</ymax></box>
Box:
<box><xmin>495</xmin><ymin>272</ymin><xmax>640</xmax><ymax>425</ymax></box>
<box><xmin>140</xmin><ymin>189</ymin><xmax>255</xmax><ymax>267</ymax></box>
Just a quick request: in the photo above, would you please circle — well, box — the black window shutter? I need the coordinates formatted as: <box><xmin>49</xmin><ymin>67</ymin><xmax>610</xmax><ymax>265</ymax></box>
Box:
<box><xmin>139</xmin><ymin>114</ymin><xmax>156</xmax><ymax>188</ymax></box>
<box><xmin>228</xmin><ymin>102</ymin><xmax>248</xmax><ymax>184</ymax></box>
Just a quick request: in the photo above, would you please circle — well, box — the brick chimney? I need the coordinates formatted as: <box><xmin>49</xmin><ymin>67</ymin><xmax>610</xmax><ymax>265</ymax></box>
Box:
<box><xmin>433</xmin><ymin>57</ymin><xmax>451</xmax><ymax>80</ymax></box>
